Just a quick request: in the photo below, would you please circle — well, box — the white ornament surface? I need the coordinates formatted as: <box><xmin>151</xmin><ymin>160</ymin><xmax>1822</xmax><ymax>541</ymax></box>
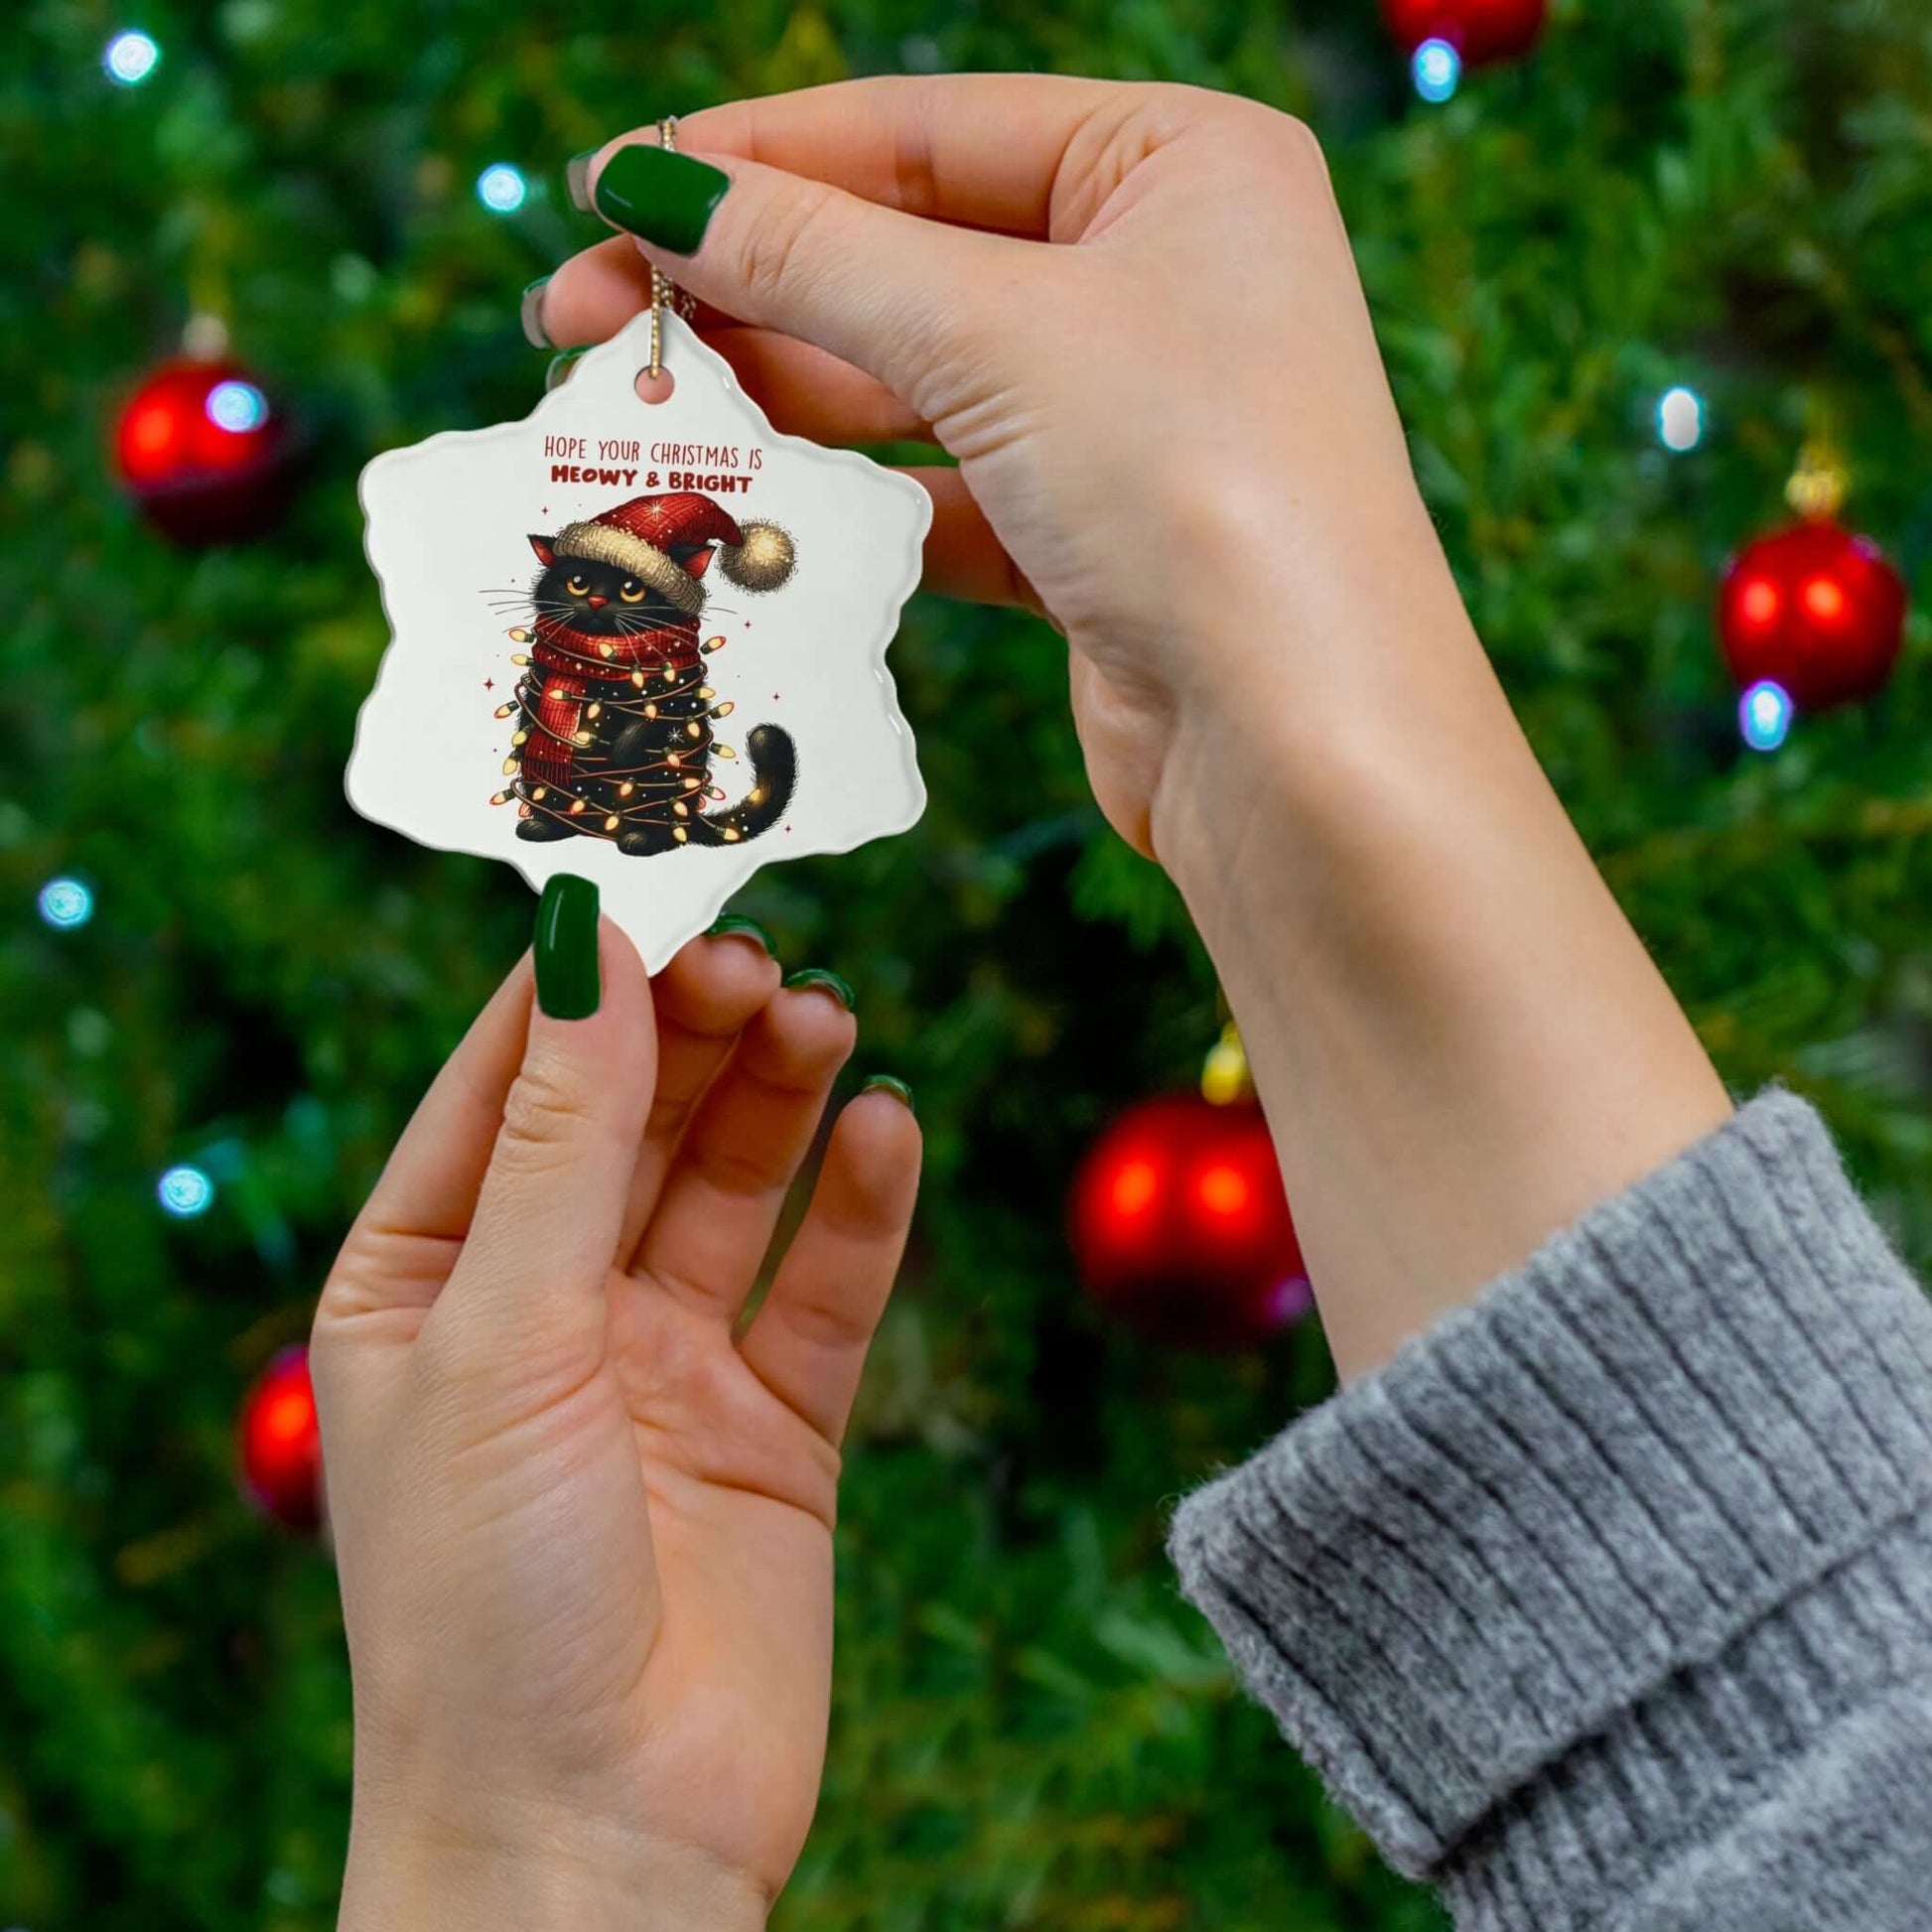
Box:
<box><xmin>350</xmin><ymin>310</ymin><xmax>929</xmax><ymax>969</ymax></box>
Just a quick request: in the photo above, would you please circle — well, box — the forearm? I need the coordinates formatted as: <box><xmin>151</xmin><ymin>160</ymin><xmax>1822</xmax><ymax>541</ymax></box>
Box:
<box><xmin>1149</xmin><ymin>520</ymin><xmax>1729</xmax><ymax>1378</ymax></box>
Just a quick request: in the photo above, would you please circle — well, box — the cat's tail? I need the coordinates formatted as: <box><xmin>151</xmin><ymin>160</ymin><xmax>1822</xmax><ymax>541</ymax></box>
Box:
<box><xmin>688</xmin><ymin>724</ymin><xmax>796</xmax><ymax>846</ymax></box>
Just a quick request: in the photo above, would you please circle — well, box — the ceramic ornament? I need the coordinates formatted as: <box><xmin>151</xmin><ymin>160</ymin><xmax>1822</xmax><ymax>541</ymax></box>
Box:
<box><xmin>350</xmin><ymin>309</ymin><xmax>930</xmax><ymax>969</ymax></box>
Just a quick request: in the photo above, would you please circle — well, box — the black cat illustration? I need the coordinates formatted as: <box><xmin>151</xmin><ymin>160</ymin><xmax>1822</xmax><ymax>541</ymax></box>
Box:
<box><xmin>489</xmin><ymin>491</ymin><xmax>796</xmax><ymax>856</ymax></box>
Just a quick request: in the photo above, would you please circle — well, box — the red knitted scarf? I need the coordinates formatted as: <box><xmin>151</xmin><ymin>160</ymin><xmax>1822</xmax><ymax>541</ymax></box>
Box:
<box><xmin>522</xmin><ymin>615</ymin><xmax>702</xmax><ymax>789</ymax></box>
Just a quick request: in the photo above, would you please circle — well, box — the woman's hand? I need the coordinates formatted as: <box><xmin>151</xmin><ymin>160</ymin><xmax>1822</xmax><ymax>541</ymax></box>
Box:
<box><xmin>537</xmin><ymin>75</ymin><xmax>1441</xmax><ymax>857</ymax></box>
<box><xmin>314</xmin><ymin>896</ymin><xmax>918</xmax><ymax>1930</ymax></box>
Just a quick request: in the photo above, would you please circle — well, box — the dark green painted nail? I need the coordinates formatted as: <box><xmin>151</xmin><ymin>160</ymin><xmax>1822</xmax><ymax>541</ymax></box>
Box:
<box><xmin>534</xmin><ymin>875</ymin><xmax>600</xmax><ymax>1020</ymax></box>
<box><xmin>783</xmin><ymin>967</ymin><xmax>855</xmax><ymax>1011</ymax></box>
<box><xmin>544</xmin><ymin>346</ymin><xmax>588</xmax><ymax>392</ymax></box>
<box><xmin>705</xmin><ymin>913</ymin><xmax>775</xmax><ymax>956</ymax></box>
<box><xmin>520</xmin><ymin>276</ymin><xmax>552</xmax><ymax>349</ymax></box>
<box><xmin>861</xmin><ymin>1074</ymin><xmax>915</xmax><ymax>1115</ymax></box>
<box><xmin>565</xmin><ymin>150</ymin><xmax>598</xmax><ymax>212</ymax></box>
<box><xmin>593</xmin><ymin>143</ymin><xmax>730</xmax><ymax>256</ymax></box>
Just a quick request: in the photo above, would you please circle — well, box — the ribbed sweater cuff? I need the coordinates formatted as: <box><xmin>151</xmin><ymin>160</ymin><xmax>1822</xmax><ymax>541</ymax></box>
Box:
<box><xmin>1169</xmin><ymin>1092</ymin><xmax>1932</xmax><ymax>1892</ymax></box>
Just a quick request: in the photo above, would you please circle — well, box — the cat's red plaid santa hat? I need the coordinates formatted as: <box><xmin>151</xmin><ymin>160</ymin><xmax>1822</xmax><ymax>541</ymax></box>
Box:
<box><xmin>548</xmin><ymin>490</ymin><xmax>795</xmax><ymax>618</ymax></box>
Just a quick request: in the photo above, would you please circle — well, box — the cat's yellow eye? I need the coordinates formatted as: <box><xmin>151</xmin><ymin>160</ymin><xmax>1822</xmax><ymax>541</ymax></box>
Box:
<box><xmin>565</xmin><ymin>574</ymin><xmax>589</xmax><ymax>596</ymax></box>
<box><xmin>620</xmin><ymin>580</ymin><xmax>647</xmax><ymax>604</ymax></box>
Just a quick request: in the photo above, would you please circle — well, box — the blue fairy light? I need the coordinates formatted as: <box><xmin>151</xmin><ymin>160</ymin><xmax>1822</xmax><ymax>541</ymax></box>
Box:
<box><xmin>1658</xmin><ymin>386</ymin><xmax>1705</xmax><ymax>453</ymax></box>
<box><xmin>1739</xmin><ymin>680</ymin><xmax>1793</xmax><ymax>754</ymax></box>
<box><xmin>1413</xmin><ymin>39</ymin><xmax>1461</xmax><ymax>103</ymax></box>
<box><xmin>37</xmin><ymin>878</ymin><xmax>93</xmax><ymax>929</ymax></box>
<box><xmin>104</xmin><ymin>30</ymin><xmax>160</xmax><ymax>85</ymax></box>
<box><xmin>158</xmin><ymin>1165</ymin><xmax>215</xmax><ymax>1218</ymax></box>
<box><xmin>477</xmin><ymin>164</ymin><xmax>528</xmax><ymax>214</ymax></box>
<box><xmin>206</xmin><ymin>379</ymin><xmax>269</xmax><ymax>433</ymax></box>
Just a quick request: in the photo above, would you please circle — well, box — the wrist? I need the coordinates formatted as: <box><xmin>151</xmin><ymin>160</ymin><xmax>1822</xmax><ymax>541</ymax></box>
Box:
<box><xmin>1148</xmin><ymin>525</ymin><xmax>1501</xmax><ymax>921</ymax></box>
<box><xmin>340</xmin><ymin>1803</ymin><xmax>768</xmax><ymax>1932</ymax></box>
<box><xmin>1146</xmin><ymin>455</ymin><xmax>1482</xmax><ymax>829</ymax></box>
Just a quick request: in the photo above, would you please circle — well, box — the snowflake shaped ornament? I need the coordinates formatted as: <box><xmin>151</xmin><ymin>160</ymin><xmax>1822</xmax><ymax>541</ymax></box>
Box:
<box><xmin>350</xmin><ymin>310</ymin><xmax>930</xmax><ymax>968</ymax></box>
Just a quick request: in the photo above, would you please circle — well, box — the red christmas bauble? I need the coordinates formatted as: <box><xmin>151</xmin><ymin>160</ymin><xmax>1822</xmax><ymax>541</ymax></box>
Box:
<box><xmin>1383</xmin><ymin>0</ymin><xmax>1548</xmax><ymax>65</ymax></box>
<box><xmin>238</xmin><ymin>1345</ymin><xmax>323</xmax><ymax>1531</ymax></box>
<box><xmin>1719</xmin><ymin>519</ymin><xmax>1908</xmax><ymax>713</ymax></box>
<box><xmin>113</xmin><ymin>356</ymin><xmax>294</xmax><ymax>545</ymax></box>
<box><xmin>1069</xmin><ymin>1093</ymin><xmax>1311</xmax><ymax>1348</ymax></box>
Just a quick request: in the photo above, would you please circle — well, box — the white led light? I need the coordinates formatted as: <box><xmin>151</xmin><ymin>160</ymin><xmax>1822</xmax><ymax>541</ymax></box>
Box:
<box><xmin>1658</xmin><ymin>385</ymin><xmax>1705</xmax><ymax>453</ymax></box>
<box><xmin>158</xmin><ymin>1165</ymin><xmax>215</xmax><ymax>1217</ymax></box>
<box><xmin>206</xmin><ymin>379</ymin><xmax>268</xmax><ymax>433</ymax></box>
<box><xmin>1739</xmin><ymin>679</ymin><xmax>1793</xmax><ymax>754</ymax></box>
<box><xmin>104</xmin><ymin>30</ymin><xmax>160</xmax><ymax>85</ymax></box>
<box><xmin>1413</xmin><ymin>38</ymin><xmax>1461</xmax><ymax>103</ymax></box>
<box><xmin>477</xmin><ymin>164</ymin><xmax>528</xmax><ymax>214</ymax></box>
<box><xmin>38</xmin><ymin>878</ymin><xmax>93</xmax><ymax>929</ymax></box>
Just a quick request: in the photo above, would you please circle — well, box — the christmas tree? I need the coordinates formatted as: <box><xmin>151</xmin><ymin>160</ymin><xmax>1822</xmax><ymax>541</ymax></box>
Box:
<box><xmin>4</xmin><ymin>2</ymin><xmax>1929</xmax><ymax>1927</ymax></box>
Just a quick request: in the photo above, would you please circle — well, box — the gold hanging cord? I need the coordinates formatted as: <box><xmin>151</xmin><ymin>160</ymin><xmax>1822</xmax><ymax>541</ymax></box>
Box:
<box><xmin>646</xmin><ymin>116</ymin><xmax>695</xmax><ymax>380</ymax></box>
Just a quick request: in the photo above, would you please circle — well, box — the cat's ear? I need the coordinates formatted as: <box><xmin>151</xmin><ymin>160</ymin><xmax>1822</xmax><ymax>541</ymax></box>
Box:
<box><xmin>681</xmin><ymin>544</ymin><xmax>714</xmax><ymax>580</ymax></box>
<box><xmin>527</xmin><ymin>535</ymin><xmax>557</xmax><ymax>566</ymax></box>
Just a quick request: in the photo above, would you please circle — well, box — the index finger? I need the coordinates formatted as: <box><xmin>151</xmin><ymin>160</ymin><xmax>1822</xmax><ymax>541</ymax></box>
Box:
<box><xmin>667</xmin><ymin>73</ymin><xmax>1132</xmax><ymax>238</ymax></box>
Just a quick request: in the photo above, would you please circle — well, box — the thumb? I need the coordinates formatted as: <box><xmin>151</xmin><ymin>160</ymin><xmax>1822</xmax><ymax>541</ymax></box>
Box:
<box><xmin>434</xmin><ymin>876</ymin><xmax>655</xmax><ymax>1379</ymax></box>
<box><xmin>586</xmin><ymin>140</ymin><xmax>1022</xmax><ymax>413</ymax></box>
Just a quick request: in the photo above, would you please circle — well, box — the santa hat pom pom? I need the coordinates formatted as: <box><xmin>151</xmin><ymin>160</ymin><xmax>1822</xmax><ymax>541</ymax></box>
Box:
<box><xmin>721</xmin><ymin>521</ymin><xmax>795</xmax><ymax>592</ymax></box>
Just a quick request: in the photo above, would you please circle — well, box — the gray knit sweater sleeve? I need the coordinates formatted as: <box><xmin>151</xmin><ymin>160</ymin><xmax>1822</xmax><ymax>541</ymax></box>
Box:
<box><xmin>1169</xmin><ymin>1092</ymin><xmax>1932</xmax><ymax>1931</ymax></box>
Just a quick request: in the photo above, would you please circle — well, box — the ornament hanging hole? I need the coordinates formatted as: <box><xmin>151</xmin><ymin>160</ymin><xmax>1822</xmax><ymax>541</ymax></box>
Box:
<box><xmin>635</xmin><ymin>366</ymin><xmax>676</xmax><ymax>406</ymax></box>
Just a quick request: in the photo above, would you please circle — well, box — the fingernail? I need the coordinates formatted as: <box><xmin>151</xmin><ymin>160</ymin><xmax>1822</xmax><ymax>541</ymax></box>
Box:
<box><xmin>520</xmin><ymin>276</ymin><xmax>552</xmax><ymax>349</ymax></box>
<box><xmin>565</xmin><ymin>149</ymin><xmax>598</xmax><ymax>212</ymax></box>
<box><xmin>534</xmin><ymin>875</ymin><xmax>601</xmax><ymax>1020</ymax></box>
<box><xmin>544</xmin><ymin>347</ymin><xmax>587</xmax><ymax>392</ymax></box>
<box><xmin>705</xmin><ymin>913</ymin><xmax>775</xmax><ymax>956</ymax></box>
<box><xmin>593</xmin><ymin>143</ymin><xmax>730</xmax><ymax>255</ymax></box>
<box><xmin>861</xmin><ymin>1074</ymin><xmax>915</xmax><ymax>1115</ymax></box>
<box><xmin>783</xmin><ymin>967</ymin><xmax>855</xmax><ymax>1012</ymax></box>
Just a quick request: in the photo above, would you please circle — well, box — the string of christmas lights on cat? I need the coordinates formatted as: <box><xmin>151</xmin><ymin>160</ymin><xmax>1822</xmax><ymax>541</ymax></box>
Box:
<box><xmin>489</xmin><ymin>625</ymin><xmax>765</xmax><ymax>851</ymax></box>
